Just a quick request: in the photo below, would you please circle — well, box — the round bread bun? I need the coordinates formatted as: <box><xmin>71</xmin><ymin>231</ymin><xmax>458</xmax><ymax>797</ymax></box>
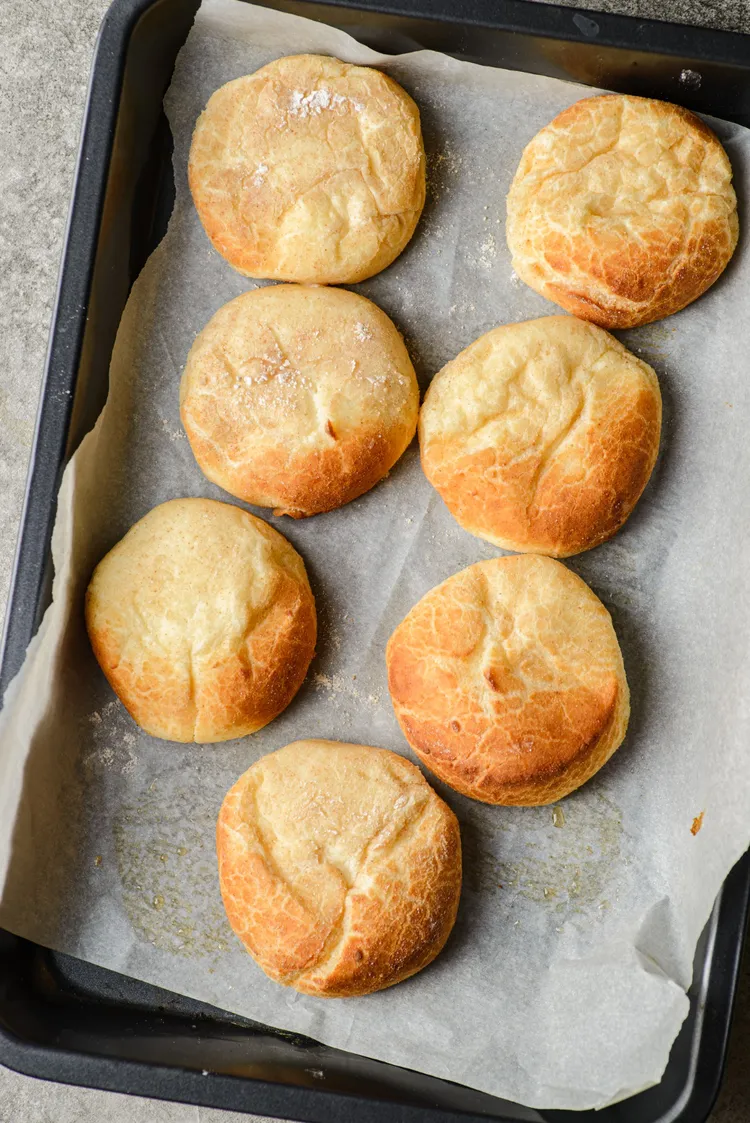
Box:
<box><xmin>85</xmin><ymin>499</ymin><xmax>316</xmax><ymax>743</ymax></box>
<box><xmin>386</xmin><ymin>555</ymin><xmax>629</xmax><ymax>806</ymax></box>
<box><xmin>180</xmin><ymin>285</ymin><xmax>419</xmax><ymax>517</ymax></box>
<box><xmin>217</xmin><ymin>739</ymin><xmax>462</xmax><ymax>997</ymax></box>
<box><xmin>506</xmin><ymin>94</ymin><xmax>738</xmax><ymax>328</ymax></box>
<box><xmin>419</xmin><ymin>316</ymin><xmax>662</xmax><ymax>557</ymax></box>
<box><xmin>188</xmin><ymin>54</ymin><xmax>426</xmax><ymax>284</ymax></box>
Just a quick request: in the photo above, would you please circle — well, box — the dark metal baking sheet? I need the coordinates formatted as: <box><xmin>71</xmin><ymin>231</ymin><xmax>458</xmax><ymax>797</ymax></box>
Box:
<box><xmin>1</xmin><ymin>1</ymin><xmax>749</xmax><ymax>1120</ymax></box>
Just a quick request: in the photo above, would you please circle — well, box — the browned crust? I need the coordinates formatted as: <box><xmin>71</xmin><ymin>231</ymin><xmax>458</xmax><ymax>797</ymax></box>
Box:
<box><xmin>183</xmin><ymin>415</ymin><xmax>412</xmax><ymax>518</ymax></box>
<box><xmin>385</xmin><ymin>556</ymin><xmax>630</xmax><ymax>806</ymax></box>
<box><xmin>506</xmin><ymin>94</ymin><xmax>739</xmax><ymax>328</ymax></box>
<box><xmin>538</xmin><ymin>215</ymin><xmax>738</xmax><ymax>329</ymax></box>
<box><xmin>389</xmin><ymin>673</ymin><xmax>622</xmax><ymax>806</ymax></box>
<box><xmin>179</xmin><ymin>285</ymin><xmax>419</xmax><ymax>518</ymax></box>
<box><xmin>85</xmin><ymin>499</ymin><xmax>317</xmax><ymax>743</ymax></box>
<box><xmin>421</xmin><ymin>379</ymin><xmax>661</xmax><ymax>558</ymax></box>
<box><xmin>419</xmin><ymin>317</ymin><xmax>662</xmax><ymax>557</ymax></box>
<box><xmin>188</xmin><ymin>55</ymin><xmax>426</xmax><ymax>284</ymax></box>
<box><xmin>216</xmin><ymin>741</ymin><xmax>462</xmax><ymax>997</ymax></box>
<box><xmin>195</xmin><ymin>570</ymin><xmax>316</xmax><ymax>740</ymax></box>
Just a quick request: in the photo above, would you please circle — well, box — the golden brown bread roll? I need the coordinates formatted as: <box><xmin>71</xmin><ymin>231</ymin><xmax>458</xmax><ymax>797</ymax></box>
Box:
<box><xmin>386</xmin><ymin>555</ymin><xmax>629</xmax><ymax>806</ymax></box>
<box><xmin>217</xmin><ymin>739</ymin><xmax>461</xmax><ymax>997</ymax></box>
<box><xmin>85</xmin><ymin>499</ymin><xmax>316</xmax><ymax>743</ymax></box>
<box><xmin>188</xmin><ymin>54</ymin><xmax>426</xmax><ymax>284</ymax></box>
<box><xmin>180</xmin><ymin>284</ymin><xmax>419</xmax><ymax>518</ymax></box>
<box><xmin>506</xmin><ymin>94</ymin><xmax>738</xmax><ymax>328</ymax></box>
<box><xmin>419</xmin><ymin>316</ymin><xmax>662</xmax><ymax>557</ymax></box>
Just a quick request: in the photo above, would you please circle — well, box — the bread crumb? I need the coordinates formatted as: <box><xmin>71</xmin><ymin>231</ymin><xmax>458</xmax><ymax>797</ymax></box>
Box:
<box><xmin>478</xmin><ymin>235</ymin><xmax>496</xmax><ymax>268</ymax></box>
<box><xmin>160</xmin><ymin>416</ymin><xmax>185</xmax><ymax>442</ymax></box>
<box><xmin>92</xmin><ymin>747</ymin><xmax>114</xmax><ymax>770</ymax></box>
<box><xmin>691</xmin><ymin>810</ymin><xmax>705</xmax><ymax>835</ymax></box>
<box><xmin>83</xmin><ymin>701</ymin><xmax>138</xmax><ymax>776</ymax></box>
<box><xmin>430</xmin><ymin>144</ymin><xmax>463</xmax><ymax>178</ymax></box>
<box><xmin>679</xmin><ymin>68</ymin><xmax>702</xmax><ymax>89</ymax></box>
<box><xmin>313</xmin><ymin>672</ymin><xmax>379</xmax><ymax>707</ymax></box>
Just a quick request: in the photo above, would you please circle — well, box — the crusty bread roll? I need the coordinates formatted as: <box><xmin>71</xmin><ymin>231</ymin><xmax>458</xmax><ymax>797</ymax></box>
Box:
<box><xmin>180</xmin><ymin>285</ymin><xmax>419</xmax><ymax>517</ymax></box>
<box><xmin>217</xmin><ymin>740</ymin><xmax>461</xmax><ymax>997</ymax></box>
<box><xmin>419</xmin><ymin>316</ymin><xmax>661</xmax><ymax>557</ymax></box>
<box><xmin>189</xmin><ymin>54</ymin><xmax>425</xmax><ymax>284</ymax></box>
<box><xmin>506</xmin><ymin>94</ymin><xmax>738</xmax><ymax>328</ymax></box>
<box><xmin>85</xmin><ymin>499</ymin><xmax>316</xmax><ymax>743</ymax></box>
<box><xmin>386</xmin><ymin>555</ymin><xmax>629</xmax><ymax>806</ymax></box>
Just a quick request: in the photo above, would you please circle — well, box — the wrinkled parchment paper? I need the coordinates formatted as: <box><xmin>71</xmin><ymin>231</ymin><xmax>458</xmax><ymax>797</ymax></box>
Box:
<box><xmin>2</xmin><ymin>0</ymin><xmax>750</xmax><ymax>1109</ymax></box>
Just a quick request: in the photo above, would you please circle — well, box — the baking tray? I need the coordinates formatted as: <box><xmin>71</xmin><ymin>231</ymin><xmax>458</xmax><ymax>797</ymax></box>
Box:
<box><xmin>1</xmin><ymin>0</ymin><xmax>749</xmax><ymax>1119</ymax></box>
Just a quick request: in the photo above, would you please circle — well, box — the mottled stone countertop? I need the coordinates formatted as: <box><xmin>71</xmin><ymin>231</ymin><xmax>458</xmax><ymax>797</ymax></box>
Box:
<box><xmin>1</xmin><ymin>0</ymin><xmax>749</xmax><ymax>1119</ymax></box>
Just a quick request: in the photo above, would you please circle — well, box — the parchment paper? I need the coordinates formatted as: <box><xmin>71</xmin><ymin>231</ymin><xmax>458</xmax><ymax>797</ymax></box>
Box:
<box><xmin>2</xmin><ymin>0</ymin><xmax>750</xmax><ymax>1109</ymax></box>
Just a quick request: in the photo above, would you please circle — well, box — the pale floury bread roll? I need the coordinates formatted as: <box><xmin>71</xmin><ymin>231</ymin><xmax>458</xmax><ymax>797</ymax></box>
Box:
<box><xmin>419</xmin><ymin>316</ymin><xmax>661</xmax><ymax>557</ymax></box>
<box><xmin>386</xmin><ymin>555</ymin><xmax>629</xmax><ymax>806</ymax></box>
<box><xmin>189</xmin><ymin>54</ymin><xmax>426</xmax><ymax>284</ymax></box>
<box><xmin>507</xmin><ymin>94</ymin><xmax>738</xmax><ymax>328</ymax></box>
<box><xmin>180</xmin><ymin>285</ymin><xmax>419</xmax><ymax>517</ymax></box>
<box><xmin>217</xmin><ymin>740</ymin><xmax>462</xmax><ymax>997</ymax></box>
<box><xmin>85</xmin><ymin>499</ymin><xmax>316</xmax><ymax>743</ymax></box>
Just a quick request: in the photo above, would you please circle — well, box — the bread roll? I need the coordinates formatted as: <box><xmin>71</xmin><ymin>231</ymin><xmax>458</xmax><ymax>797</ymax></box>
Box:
<box><xmin>217</xmin><ymin>740</ymin><xmax>461</xmax><ymax>997</ymax></box>
<box><xmin>85</xmin><ymin>499</ymin><xmax>316</xmax><ymax>743</ymax></box>
<box><xmin>386</xmin><ymin>555</ymin><xmax>629</xmax><ymax>805</ymax></box>
<box><xmin>189</xmin><ymin>54</ymin><xmax>425</xmax><ymax>284</ymax></box>
<box><xmin>419</xmin><ymin>315</ymin><xmax>661</xmax><ymax>557</ymax></box>
<box><xmin>180</xmin><ymin>285</ymin><xmax>419</xmax><ymax>517</ymax></box>
<box><xmin>506</xmin><ymin>94</ymin><xmax>738</xmax><ymax>328</ymax></box>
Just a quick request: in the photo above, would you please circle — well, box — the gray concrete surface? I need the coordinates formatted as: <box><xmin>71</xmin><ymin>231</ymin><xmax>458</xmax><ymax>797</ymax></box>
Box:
<box><xmin>1</xmin><ymin>0</ymin><xmax>749</xmax><ymax>1119</ymax></box>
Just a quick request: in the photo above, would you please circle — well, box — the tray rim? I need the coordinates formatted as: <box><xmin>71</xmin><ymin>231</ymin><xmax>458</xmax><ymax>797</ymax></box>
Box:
<box><xmin>1</xmin><ymin>0</ymin><xmax>749</xmax><ymax>1121</ymax></box>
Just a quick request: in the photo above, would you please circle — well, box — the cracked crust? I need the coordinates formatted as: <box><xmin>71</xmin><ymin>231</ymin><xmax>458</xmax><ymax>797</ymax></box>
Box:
<box><xmin>386</xmin><ymin>555</ymin><xmax>629</xmax><ymax>806</ymax></box>
<box><xmin>180</xmin><ymin>285</ymin><xmax>419</xmax><ymax>517</ymax></box>
<box><xmin>188</xmin><ymin>54</ymin><xmax>426</xmax><ymax>284</ymax></box>
<box><xmin>85</xmin><ymin>499</ymin><xmax>316</xmax><ymax>743</ymax></box>
<box><xmin>419</xmin><ymin>316</ymin><xmax>661</xmax><ymax>557</ymax></box>
<box><xmin>506</xmin><ymin>94</ymin><xmax>738</xmax><ymax>328</ymax></box>
<box><xmin>217</xmin><ymin>740</ymin><xmax>462</xmax><ymax>997</ymax></box>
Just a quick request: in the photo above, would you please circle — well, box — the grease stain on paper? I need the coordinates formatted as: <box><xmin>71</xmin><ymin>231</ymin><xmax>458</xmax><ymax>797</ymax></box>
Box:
<box><xmin>113</xmin><ymin>790</ymin><xmax>229</xmax><ymax>961</ymax></box>
<box><xmin>467</xmin><ymin>792</ymin><xmax>624</xmax><ymax>913</ymax></box>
